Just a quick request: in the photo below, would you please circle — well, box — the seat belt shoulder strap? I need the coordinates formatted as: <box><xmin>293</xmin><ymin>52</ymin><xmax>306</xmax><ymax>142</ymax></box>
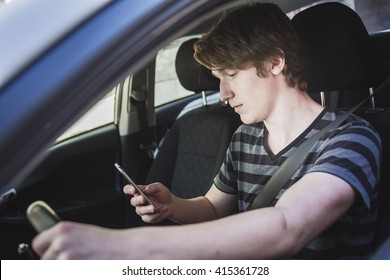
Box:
<box><xmin>250</xmin><ymin>96</ymin><xmax>369</xmax><ymax>210</ymax></box>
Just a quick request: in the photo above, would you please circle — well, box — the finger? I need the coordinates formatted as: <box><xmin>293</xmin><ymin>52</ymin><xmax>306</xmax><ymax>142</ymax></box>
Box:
<box><xmin>135</xmin><ymin>204</ymin><xmax>160</xmax><ymax>216</ymax></box>
<box><xmin>32</xmin><ymin>232</ymin><xmax>50</xmax><ymax>257</ymax></box>
<box><xmin>123</xmin><ymin>185</ymin><xmax>138</xmax><ymax>196</ymax></box>
<box><xmin>123</xmin><ymin>184</ymin><xmax>132</xmax><ymax>195</ymax></box>
<box><xmin>32</xmin><ymin>223</ymin><xmax>61</xmax><ymax>258</ymax></box>
<box><xmin>130</xmin><ymin>194</ymin><xmax>148</xmax><ymax>207</ymax></box>
<box><xmin>142</xmin><ymin>183</ymin><xmax>162</xmax><ymax>195</ymax></box>
<box><xmin>141</xmin><ymin>205</ymin><xmax>168</xmax><ymax>223</ymax></box>
<box><xmin>123</xmin><ymin>184</ymin><xmax>146</xmax><ymax>196</ymax></box>
<box><xmin>40</xmin><ymin>240</ymin><xmax>59</xmax><ymax>260</ymax></box>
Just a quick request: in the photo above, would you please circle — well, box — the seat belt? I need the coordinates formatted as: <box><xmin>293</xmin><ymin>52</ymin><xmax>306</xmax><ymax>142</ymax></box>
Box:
<box><xmin>130</xmin><ymin>88</ymin><xmax>156</xmax><ymax>183</ymax></box>
<box><xmin>130</xmin><ymin>90</ymin><xmax>156</xmax><ymax>158</ymax></box>
<box><xmin>250</xmin><ymin>96</ymin><xmax>370</xmax><ymax>210</ymax></box>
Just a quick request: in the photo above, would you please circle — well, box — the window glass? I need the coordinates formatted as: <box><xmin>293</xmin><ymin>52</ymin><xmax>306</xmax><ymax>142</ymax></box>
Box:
<box><xmin>288</xmin><ymin>0</ymin><xmax>390</xmax><ymax>34</ymax></box>
<box><xmin>56</xmin><ymin>87</ymin><xmax>116</xmax><ymax>142</ymax></box>
<box><xmin>154</xmin><ymin>36</ymin><xmax>198</xmax><ymax>107</ymax></box>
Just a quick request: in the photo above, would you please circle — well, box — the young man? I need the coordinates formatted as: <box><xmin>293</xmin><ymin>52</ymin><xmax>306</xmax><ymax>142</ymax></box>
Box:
<box><xmin>33</xmin><ymin>3</ymin><xmax>381</xmax><ymax>259</ymax></box>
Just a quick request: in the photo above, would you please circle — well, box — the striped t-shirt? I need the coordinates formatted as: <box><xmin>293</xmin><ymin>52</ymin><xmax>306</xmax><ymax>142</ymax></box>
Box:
<box><xmin>214</xmin><ymin>108</ymin><xmax>381</xmax><ymax>259</ymax></box>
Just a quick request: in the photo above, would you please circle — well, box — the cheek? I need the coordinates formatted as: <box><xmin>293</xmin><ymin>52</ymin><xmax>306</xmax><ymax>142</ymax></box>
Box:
<box><xmin>245</xmin><ymin>93</ymin><xmax>270</xmax><ymax>123</ymax></box>
<box><xmin>245</xmin><ymin>90</ymin><xmax>264</xmax><ymax>110</ymax></box>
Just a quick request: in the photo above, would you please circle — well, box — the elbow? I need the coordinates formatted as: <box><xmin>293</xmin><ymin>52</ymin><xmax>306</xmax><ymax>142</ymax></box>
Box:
<box><xmin>272</xmin><ymin>208</ymin><xmax>311</xmax><ymax>258</ymax></box>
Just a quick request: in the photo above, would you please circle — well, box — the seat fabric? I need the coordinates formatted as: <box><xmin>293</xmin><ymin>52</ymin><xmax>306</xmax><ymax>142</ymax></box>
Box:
<box><xmin>147</xmin><ymin>104</ymin><xmax>240</xmax><ymax>198</ymax></box>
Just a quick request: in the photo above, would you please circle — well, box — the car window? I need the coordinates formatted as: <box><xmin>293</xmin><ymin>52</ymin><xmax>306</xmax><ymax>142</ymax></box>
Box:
<box><xmin>288</xmin><ymin>0</ymin><xmax>390</xmax><ymax>34</ymax></box>
<box><xmin>154</xmin><ymin>36</ymin><xmax>198</xmax><ymax>107</ymax></box>
<box><xmin>56</xmin><ymin>35</ymin><xmax>197</xmax><ymax>142</ymax></box>
<box><xmin>56</xmin><ymin>87</ymin><xmax>116</xmax><ymax>142</ymax></box>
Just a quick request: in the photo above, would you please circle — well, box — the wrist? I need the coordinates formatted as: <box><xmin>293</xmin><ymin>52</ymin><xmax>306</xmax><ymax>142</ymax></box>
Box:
<box><xmin>168</xmin><ymin>194</ymin><xmax>181</xmax><ymax>223</ymax></box>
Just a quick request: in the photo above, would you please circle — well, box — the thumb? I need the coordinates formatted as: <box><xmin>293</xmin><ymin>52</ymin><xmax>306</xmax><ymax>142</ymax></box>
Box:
<box><xmin>143</xmin><ymin>183</ymin><xmax>163</xmax><ymax>194</ymax></box>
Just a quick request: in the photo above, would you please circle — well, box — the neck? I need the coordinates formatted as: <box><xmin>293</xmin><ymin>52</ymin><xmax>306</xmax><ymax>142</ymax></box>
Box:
<box><xmin>264</xmin><ymin>88</ymin><xmax>324</xmax><ymax>155</ymax></box>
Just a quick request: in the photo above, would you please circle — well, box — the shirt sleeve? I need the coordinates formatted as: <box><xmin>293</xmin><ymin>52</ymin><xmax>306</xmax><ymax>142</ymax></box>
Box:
<box><xmin>307</xmin><ymin>120</ymin><xmax>381</xmax><ymax>209</ymax></box>
<box><xmin>214</xmin><ymin>132</ymin><xmax>239</xmax><ymax>194</ymax></box>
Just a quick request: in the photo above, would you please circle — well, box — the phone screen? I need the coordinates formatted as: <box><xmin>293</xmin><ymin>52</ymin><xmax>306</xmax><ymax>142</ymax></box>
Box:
<box><xmin>114</xmin><ymin>163</ymin><xmax>156</xmax><ymax>207</ymax></box>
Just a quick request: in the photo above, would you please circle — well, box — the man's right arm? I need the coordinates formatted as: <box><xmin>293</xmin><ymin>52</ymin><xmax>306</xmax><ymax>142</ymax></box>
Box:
<box><xmin>124</xmin><ymin>183</ymin><xmax>236</xmax><ymax>224</ymax></box>
<box><xmin>170</xmin><ymin>184</ymin><xmax>237</xmax><ymax>224</ymax></box>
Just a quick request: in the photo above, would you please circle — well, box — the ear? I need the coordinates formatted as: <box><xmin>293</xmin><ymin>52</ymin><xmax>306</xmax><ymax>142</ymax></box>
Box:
<box><xmin>270</xmin><ymin>56</ymin><xmax>285</xmax><ymax>75</ymax></box>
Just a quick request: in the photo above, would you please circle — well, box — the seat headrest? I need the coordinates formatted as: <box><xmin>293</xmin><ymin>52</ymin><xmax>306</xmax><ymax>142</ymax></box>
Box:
<box><xmin>292</xmin><ymin>2</ymin><xmax>385</xmax><ymax>92</ymax></box>
<box><xmin>175</xmin><ymin>38</ymin><xmax>219</xmax><ymax>92</ymax></box>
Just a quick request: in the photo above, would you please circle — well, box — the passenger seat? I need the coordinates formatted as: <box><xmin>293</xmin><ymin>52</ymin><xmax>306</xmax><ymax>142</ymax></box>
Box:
<box><xmin>145</xmin><ymin>38</ymin><xmax>241</xmax><ymax>199</ymax></box>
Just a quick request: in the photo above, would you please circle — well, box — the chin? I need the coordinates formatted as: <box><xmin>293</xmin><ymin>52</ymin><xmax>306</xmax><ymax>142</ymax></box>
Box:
<box><xmin>239</xmin><ymin>112</ymin><xmax>264</xmax><ymax>124</ymax></box>
<box><xmin>240</xmin><ymin>116</ymin><xmax>257</xmax><ymax>125</ymax></box>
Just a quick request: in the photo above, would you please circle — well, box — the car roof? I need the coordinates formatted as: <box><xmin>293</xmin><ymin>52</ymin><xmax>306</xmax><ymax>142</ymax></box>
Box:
<box><xmin>0</xmin><ymin>0</ymin><xmax>112</xmax><ymax>88</ymax></box>
<box><xmin>0</xmin><ymin>0</ymin><xmax>316</xmax><ymax>90</ymax></box>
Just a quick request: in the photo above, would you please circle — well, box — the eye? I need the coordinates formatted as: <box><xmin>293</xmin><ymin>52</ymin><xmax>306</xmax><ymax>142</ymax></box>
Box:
<box><xmin>227</xmin><ymin>72</ymin><xmax>237</xmax><ymax>78</ymax></box>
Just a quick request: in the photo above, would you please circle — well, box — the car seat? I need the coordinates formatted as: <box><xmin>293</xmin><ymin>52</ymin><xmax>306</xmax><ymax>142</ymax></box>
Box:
<box><xmin>145</xmin><ymin>38</ymin><xmax>241</xmax><ymax>199</ymax></box>
<box><xmin>292</xmin><ymin>2</ymin><xmax>390</xmax><ymax>255</ymax></box>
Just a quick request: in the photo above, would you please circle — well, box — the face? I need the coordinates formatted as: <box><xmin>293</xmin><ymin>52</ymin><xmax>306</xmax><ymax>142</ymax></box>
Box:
<box><xmin>212</xmin><ymin>65</ymin><xmax>276</xmax><ymax>124</ymax></box>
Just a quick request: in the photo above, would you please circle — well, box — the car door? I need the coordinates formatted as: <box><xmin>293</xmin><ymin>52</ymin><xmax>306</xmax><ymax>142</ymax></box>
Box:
<box><xmin>0</xmin><ymin>34</ymin><xmax>216</xmax><ymax>260</ymax></box>
<box><xmin>0</xmin><ymin>48</ymin><xmax>206</xmax><ymax>260</ymax></box>
<box><xmin>0</xmin><ymin>84</ymin><xmax>127</xmax><ymax>259</ymax></box>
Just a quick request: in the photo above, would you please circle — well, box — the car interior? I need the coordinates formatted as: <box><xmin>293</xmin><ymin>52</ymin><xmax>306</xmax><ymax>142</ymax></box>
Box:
<box><xmin>0</xmin><ymin>1</ymin><xmax>389</xmax><ymax>259</ymax></box>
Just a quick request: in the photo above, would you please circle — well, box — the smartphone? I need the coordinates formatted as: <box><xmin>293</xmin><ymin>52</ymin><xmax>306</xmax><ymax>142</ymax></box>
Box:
<box><xmin>114</xmin><ymin>163</ymin><xmax>156</xmax><ymax>207</ymax></box>
<box><xmin>27</xmin><ymin>200</ymin><xmax>61</xmax><ymax>233</ymax></box>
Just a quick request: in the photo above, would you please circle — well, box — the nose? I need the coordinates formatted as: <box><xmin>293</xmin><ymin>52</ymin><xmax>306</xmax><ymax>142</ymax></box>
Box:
<box><xmin>219</xmin><ymin>80</ymin><xmax>233</xmax><ymax>103</ymax></box>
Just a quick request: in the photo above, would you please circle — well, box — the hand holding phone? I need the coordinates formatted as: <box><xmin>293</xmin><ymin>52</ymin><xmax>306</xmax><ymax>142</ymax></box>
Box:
<box><xmin>114</xmin><ymin>163</ymin><xmax>157</xmax><ymax>208</ymax></box>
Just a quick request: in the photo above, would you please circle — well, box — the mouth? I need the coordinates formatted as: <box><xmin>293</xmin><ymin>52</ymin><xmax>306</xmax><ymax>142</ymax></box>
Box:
<box><xmin>232</xmin><ymin>104</ymin><xmax>242</xmax><ymax>111</ymax></box>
